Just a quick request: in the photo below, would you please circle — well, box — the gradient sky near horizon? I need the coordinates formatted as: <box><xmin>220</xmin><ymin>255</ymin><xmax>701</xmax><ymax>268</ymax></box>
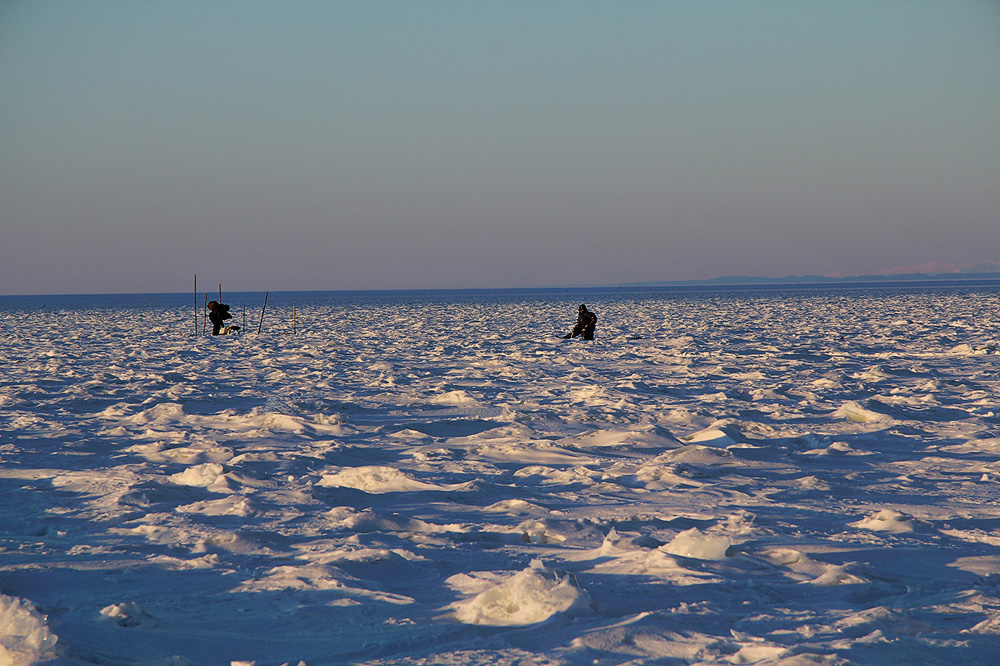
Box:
<box><xmin>2</xmin><ymin>0</ymin><xmax>998</xmax><ymax>295</ymax></box>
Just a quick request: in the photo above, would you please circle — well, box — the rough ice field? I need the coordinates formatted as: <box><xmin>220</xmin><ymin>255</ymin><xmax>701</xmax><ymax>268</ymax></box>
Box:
<box><xmin>2</xmin><ymin>286</ymin><xmax>1000</xmax><ymax>665</ymax></box>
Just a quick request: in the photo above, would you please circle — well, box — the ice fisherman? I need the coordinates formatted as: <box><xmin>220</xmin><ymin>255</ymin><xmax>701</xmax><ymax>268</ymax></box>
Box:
<box><xmin>207</xmin><ymin>300</ymin><xmax>233</xmax><ymax>336</ymax></box>
<box><xmin>564</xmin><ymin>304</ymin><xmax>597</xmax><ymax>340</ymax></box>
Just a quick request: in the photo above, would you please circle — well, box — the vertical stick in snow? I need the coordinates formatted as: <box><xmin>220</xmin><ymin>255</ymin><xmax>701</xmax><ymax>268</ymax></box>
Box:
<box><xmin>258</xmin><ymin>292</ymin><xmax>269</xmax><ymax>334</ymax></box>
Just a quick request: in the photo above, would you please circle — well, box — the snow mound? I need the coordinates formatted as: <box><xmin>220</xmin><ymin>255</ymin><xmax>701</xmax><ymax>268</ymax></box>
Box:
<box><xmin>125</xmin><ymin>401</ymin><xmax>186</xmax><ymax>424</ymax></box>
<box><xmin>811</xmin><ymin>564</ymin><xmax>868</xmax><ymax>586</ymax></box>
<box><xmin>0</xmin><ymin>594</ymin><xmax>58</xmax><ymax>665</ymax></box>
<box><xmin>564</xmin><ymin>425</ymin><xmax>676</xmax><ymax>450</ymax></box>
<box><xmin>451</xmin><ymin>560</ymin><xmax>591</xmax><ymax>626</ymax></box>
<box><xmin>850</xmin><ymin>508</ymin><xmax>928</xmax><ymax>533</ymax></box>
<box><xmin>169</xmin><ymin>463</ymin><xmax>225</xmax><ymax>487</ymax></box>
<box><xmin>655</xmin><ymin>444</ymin><xmax>733</xmax><ymax>465</ymax></box>
<box><xmin>100</xmin><ymin>601</ymin><xmax>146</xmax><ymax>627</ymax></box>
<box><xmin>662</xmin><ymin>528</ymin><xmax>732</xmax><ymax>560</ymax></box>
<box><xmin>681</xmin><ymin>427</ymin><xmax>739</xmax><ymax>448</ymax></box>
<box><xmin>834</xmin><ymin>401</ymin><xmax>886</xmax><ymax>424</ymax></box>
<box><xmin>430</xmin><ymin>390</ymin><xmax>480</xmax><ymax>406</ymax></box>
<box><xmin>318</xmin><ymin>466</ymin><xmax>451</xmax><ymax>493</ymax></box>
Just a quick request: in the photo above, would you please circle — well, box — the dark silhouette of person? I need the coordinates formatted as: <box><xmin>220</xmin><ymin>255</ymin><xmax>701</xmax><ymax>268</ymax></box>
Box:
<box><xmin>564</xmin><ymin>304</ymin><xmax>597</xmax><ymax>340</ymax></box>
<box><xmin>207</xmin><ymin>300</ymin><xmax>232</xmax><ymax>336</ymax></box>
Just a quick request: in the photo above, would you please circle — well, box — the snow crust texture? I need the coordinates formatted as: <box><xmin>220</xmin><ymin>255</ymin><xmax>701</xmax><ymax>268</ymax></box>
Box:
<box><xmin>2</xmin><ymin>286</ymin><xmax>1000</xmax><ymax>665</ymax></box>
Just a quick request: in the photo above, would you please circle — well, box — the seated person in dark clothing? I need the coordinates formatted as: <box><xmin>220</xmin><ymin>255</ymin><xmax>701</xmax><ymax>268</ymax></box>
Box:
<box><xmin>207</xmin><ymin>300</ymin><xmax>232</xmax><ymax>336</ymax></box>
<box><xmin>564</xmin><ymin>304</ymin><xmax>597</xmax><ymax>340</ymax></box>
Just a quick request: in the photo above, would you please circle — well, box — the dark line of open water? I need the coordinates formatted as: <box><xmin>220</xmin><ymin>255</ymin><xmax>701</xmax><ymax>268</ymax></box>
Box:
<box><xmin>2</xmin><ymin>280</ymin><xmax>999</xmax><ymax>313</ymax></box>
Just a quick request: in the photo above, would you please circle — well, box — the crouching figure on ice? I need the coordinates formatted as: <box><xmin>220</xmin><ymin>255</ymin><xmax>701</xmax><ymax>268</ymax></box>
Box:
<box><xmin>208</xmin><ymin>300</ymin><xmax>239</xmax><ymax>335</ymax></box>
<box><xmin>564</xmin><ymin>304</ymin><xmax>597</xmax><ymax>340</ymax></box>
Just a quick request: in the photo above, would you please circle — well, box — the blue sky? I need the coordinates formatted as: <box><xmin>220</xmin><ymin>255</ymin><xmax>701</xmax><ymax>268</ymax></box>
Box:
<box><xmin>1</xmin><ymin>0</ymin><xmax>998</xmax><ymax>294</ymax></box>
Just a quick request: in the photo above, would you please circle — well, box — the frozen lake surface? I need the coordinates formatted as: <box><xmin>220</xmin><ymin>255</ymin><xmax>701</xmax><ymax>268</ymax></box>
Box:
<box><xmin>2</xmin><ymin>284</ymin><xmax>1000</xmax><ymax>665</ymax></box>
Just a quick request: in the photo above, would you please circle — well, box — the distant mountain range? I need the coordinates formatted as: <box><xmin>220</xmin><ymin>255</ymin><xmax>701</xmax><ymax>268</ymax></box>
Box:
<box><xmin>627</xmin><ymin>261</ymin><xmax>1000</xmax><ymax>287</ymax></box>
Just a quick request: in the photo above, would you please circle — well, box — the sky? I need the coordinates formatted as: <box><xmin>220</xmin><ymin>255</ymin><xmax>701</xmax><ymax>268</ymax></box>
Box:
<box><xmin>1</xmin><ymin>0</ymin><xmax>998</xmax><ymax>295</ymax></box>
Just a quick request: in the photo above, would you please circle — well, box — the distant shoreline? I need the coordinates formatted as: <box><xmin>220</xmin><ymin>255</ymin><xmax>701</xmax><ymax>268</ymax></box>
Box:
<box><xmin>619</xmin><ymin>272</ymin><xmax>1000</xmax><ymax>288</ymax></box>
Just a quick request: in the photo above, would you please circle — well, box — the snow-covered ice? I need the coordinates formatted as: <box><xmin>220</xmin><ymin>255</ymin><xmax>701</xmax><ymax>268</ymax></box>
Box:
<box><xmin>2</xmin><ymin>285</ymin><xmax>1000</xmax><ymax>665</ymax></box>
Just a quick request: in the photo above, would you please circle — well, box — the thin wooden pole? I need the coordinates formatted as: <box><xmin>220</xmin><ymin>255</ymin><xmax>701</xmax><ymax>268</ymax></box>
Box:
<box><xmin>257</xmin><ymin>291</ymin><xmax>268</xmax><ymax>334</ymax></box>
<box><xmin>293</xmin><ymin>306</ymin><xmax>296</xmax><ymax>335</ymax></box>
<box><xmin>243</xmin><ymin>306</ymin><xmax>246</xmax><ymax>334</ymax></box>
<box><xmin>203</xmin><ymin>294</ymin><xmax>207</xmax><ymax>336</ymax></box>
<box><xmin>194</xmin><ymin>274</ymin><xmax>197</xmax><ymax>336</ymax></box>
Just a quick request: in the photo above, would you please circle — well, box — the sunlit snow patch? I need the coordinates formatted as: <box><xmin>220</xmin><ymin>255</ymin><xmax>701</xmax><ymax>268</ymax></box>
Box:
<box><xmin>430</xmin><ymin>390</ymin><xmax>480</xmax><ymax>406</ymax></box>
<box><xmin>681</xmin><ymin>427</ymin><xmax>739</xmax><ymax>448</ymax></box>
<box><xmin>834</xmin><ymin>401</ymin><xmax>887</xmax><ymax>424</ymax></box>
<box><xmin>655</xmin><ymin>445</ymin><xmax>733</xmax><ymax>465</ymax></box>
<box><xmin>169</xmin><ymin>463</ymin><xmax>225</xmax><ymax>487</ymax></box>
<box><xmin>318</xmin><ymin>466</ymin><xmax>461</xmax><ymax>493</ymax></box>
<box><xmin>449</xmin><ymin>559</ymin><xmax>591</xmax><ymax>626</ymax></box>
<box><xmin>661</xmin><ymin>528</ymin><xmax>732</xmax><ymax>560</ymax></box>
<box><xmin>122</xmin><ymin>401</ymin><xmax>187</xmax><ymax>424</ymax></box>
<box><xmin>561</xmin><ymin>425</ymin><xmax>677</xmax><ymax>450</ymax></box>
<box><xmin>811</xmin><ymin>564</ymin><xmax>869</xmax><ymax>586</ymax></box>
<box><xmin>850</xmin><ymin>508</ymin><xmax>928</xmax><ymax>534</ymax></box>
